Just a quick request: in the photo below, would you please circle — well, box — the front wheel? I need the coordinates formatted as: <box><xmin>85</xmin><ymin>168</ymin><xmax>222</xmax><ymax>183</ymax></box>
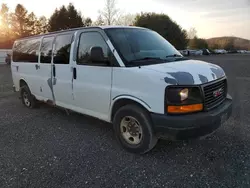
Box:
<box><xmin>113</xmin><ymin>104</ymin><xmax>158</xmax><ymax>154</ymax></box>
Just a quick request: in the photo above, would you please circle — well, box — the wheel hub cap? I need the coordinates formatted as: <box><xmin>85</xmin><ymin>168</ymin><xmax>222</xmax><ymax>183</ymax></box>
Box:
<box><xmin>120</xmin><ymin>116</ymin><xmax>142</xmax><ymax>145</ymax></box>
<box><xmin>23</xmin><ymin>92</ymin><xmax>30</xmax><ymax>106</ymax></box>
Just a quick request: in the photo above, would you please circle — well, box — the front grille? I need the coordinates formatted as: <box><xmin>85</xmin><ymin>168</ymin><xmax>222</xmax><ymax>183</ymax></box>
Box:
<box><xmin>203</xmin><ymin>78</ymin><xmax>227</xmax><ymax>110</ymax></box>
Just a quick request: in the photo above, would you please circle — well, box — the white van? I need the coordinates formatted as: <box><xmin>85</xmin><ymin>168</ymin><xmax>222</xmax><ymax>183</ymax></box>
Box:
<box><xmin>11</xmin><ymin>26</ymin><xmax>232</xmax><ymax>154</ymax></box>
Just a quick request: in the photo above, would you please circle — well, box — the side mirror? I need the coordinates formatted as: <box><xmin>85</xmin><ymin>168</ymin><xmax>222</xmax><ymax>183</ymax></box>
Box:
<box><xmin>90</xmin><ymin>46</ymin><xmax>109</xmax><ymax>64</ymax></box>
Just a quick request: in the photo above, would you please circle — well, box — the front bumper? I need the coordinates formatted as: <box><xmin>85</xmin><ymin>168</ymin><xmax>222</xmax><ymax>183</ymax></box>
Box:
<box><xmin>151</xmin><ymin>95</ymin><xmax>233</xmax><ymax>140</ymax></box>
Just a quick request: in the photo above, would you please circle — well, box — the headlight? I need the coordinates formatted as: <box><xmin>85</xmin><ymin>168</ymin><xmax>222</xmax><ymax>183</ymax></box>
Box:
<box><xmin>165</xmin><ymin>86</ymin><xmax>203</xmax><ymax>114</ymax></box>
<box><xmin>179</xmin><ymin>88</ymin><xmax>189</xmax><ymax>101</ymax></box>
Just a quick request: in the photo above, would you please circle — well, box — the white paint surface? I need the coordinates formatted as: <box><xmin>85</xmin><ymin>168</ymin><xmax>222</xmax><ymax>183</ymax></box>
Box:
<box><xmin>11</xmin><ymin>27</ymin><xmax>226</xmax><ymax>123</ymax></box>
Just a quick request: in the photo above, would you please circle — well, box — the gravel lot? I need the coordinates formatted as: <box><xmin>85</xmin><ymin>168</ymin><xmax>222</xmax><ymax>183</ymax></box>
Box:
<box><xmin>0</xmin><ymin>54</ymin><xmax>250</xmax><ymax>188</ymax></box>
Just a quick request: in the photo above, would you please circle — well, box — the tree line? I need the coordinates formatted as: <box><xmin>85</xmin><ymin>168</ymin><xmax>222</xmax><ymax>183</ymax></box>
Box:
<box><xmin>0</xmin><ymin>0</ymin><xmax>189</xmax><ymax>50</ymax></box>
<box><xmin>3</xmin><ymin>0</ymin><xmax>245</xmax><ymax>51</ymax></box>
<box><xmin>0</xmin><ymin>3</ymin><xmax>90</xmax><ymax>48</ymax></box>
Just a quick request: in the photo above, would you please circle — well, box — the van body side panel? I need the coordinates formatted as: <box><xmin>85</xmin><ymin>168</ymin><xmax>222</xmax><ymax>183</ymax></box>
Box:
<box><xmin>111</xmin><ymin>67</ymin><xmax>167</xmax><ymax>115</ymax></box>
<box><xmin>71</xmin><ymin>29</ymin><xmax>113</xmax><ymax>122</ymax></box>
<box><xmin>36</xmin><ymin>36</ymin><xmax>54</xmax><ymax>102</ymax></box>
<box><xmin>73</xmin><ymin>66</ymin><xmax>112</xmax><ymax>121</ymax></box>
<box><xmin>52</xmin><ymin>64</ymin><xmax>73</xmax><ymax>106</ymax></box>
<box><xmin>11</xmin><ymin>63</ymin><xmax>19</xmax><ymax>91</ymax></box>
<box><xmin>35</xmin><ymin>63</ymin><xmax>53</xmax><ymax>101</ymax></box>
<box><xmin>52</xmin><ymin>33</ymin><xmax>75</xmax><ymax>107</ymax></box>
<box><xmin>11</xmin><ymin>63</ymin><xmax>40</xmax><ymax>95</ymax></box>
<box><xmin>111</xmin><ymin>95</ymin><xmax>152</xmax><ymax>112</ymax></box>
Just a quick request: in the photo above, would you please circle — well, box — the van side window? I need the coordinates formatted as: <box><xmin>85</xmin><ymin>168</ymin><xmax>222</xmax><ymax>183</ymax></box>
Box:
<box><xmin>53</xmin><ymin>34</ymin><xmax>72</xmax><ymax>64</ymax></box>
<box><xmin>12</xmin><ymin>38</ymin><xmax>40</xmax><ymax>63</ymax></box>
<box><xmin>40</xmin><ymin>37</ymin><xmax>54</xmax><ymax>64</ymax></box>
<box><xmin>13</xmin><ymin>41</ymin><xmax>24</xmax><ymax>62</ymax></box>
<box><xmin>77</xmin><ymin>32</ymin><xmax>112</xmax><ymax>66</ymax></box>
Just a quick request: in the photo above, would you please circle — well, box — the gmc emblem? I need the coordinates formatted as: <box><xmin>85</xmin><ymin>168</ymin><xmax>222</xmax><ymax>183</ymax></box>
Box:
<box><xmin>213</xmin><ymin>88</ymin><xmax>223</xmax><ymax>97</ymax></box>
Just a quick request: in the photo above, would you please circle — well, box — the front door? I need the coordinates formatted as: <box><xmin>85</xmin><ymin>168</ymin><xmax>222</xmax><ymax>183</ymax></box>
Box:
<box><xmin>52</xmin><ymin>33</ymin><xmax>74</xmax><ymax>108</ymax></box>
<box><xmin>72</xmin><ymin>31</ymin><xmax>113</xmax><ymax>121</ymax></box>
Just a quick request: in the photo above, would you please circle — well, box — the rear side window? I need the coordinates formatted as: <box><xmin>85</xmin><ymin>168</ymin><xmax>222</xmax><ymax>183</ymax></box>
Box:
<box><xmin>12</xmin><ymin>38</ymin><xmax>40</xmax><ymax>63</ymax></box>
<box><xmin>53</xmin><ymin>34</ymin><xmax>72</xmax><ymax>64</ymax></box>
<box><xmin>40</xmin><ymin>37</ymin><xmax>54</xmax><ymax>64</ymax></box>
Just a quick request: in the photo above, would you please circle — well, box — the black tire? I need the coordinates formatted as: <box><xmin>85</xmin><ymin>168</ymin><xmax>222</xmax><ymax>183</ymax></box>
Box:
<box><xmin>113</xmin><ymin>104</ymin><xmax>158</xmax><ymax>154</ymax></box>
<box><xmin>20</xmin><ymin>85</ymin><xmax>38</xmax><ymax>108</ymax></box>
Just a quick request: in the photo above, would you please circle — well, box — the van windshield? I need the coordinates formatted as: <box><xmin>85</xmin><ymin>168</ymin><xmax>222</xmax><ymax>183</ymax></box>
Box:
<box><xmin>104</xmin><ymin>28</ymin><xmax>184</xmax><ymax>66</ymax></box>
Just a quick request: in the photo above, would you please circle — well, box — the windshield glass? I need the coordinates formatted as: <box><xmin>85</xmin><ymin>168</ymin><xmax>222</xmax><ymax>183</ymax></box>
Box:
<box><xmin>104</xmin><ymin>28</ymin><xmax>184</xmax><ymax>66</ymax></box>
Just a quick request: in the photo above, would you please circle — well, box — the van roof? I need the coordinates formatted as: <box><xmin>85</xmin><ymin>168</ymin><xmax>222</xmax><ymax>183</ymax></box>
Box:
<box><xmin>15</xmin><ymin>25</ymin><xmax>146</xmax><ymax>41</ymax></box>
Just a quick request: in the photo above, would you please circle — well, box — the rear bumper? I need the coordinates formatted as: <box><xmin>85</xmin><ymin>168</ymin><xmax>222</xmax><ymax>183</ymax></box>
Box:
<box><xmin>151</xmin><ymin>95</ymin><xmax>233</xmax><ymax>140</ymax></box>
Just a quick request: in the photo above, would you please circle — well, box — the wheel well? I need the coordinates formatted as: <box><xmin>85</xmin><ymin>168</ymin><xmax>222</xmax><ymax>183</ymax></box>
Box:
<box><xmin>19</xmin><ymin>79</ymin><xmax>27</xmax><ymax>88</ymax></box>
<box><xmin>111</xmin><ymin>98</ymin><xmax>149</xmax><ymax>122</ymax></box>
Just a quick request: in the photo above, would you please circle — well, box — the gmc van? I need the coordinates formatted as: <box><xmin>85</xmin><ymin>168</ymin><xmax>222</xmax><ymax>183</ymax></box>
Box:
<box><xmin>11</xmin><ymin>26</ymin><xmax>232</xmax><ymax>154</ymax></box>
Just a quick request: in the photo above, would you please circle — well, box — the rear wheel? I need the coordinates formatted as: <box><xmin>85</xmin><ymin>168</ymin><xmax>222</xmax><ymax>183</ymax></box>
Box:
<box><xmin>20</xmin><ymin>85</ymin><xmax>38</xmax><ymax>108</ymax></box>
<box><xmin>113</xmin><ymin>104</ymin><xmax>158</xmax><ymax>154</ymax></box>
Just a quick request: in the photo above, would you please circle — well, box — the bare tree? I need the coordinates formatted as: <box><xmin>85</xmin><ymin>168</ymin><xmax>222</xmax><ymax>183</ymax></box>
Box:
<box><xmin>116</xmin><ymin>13</ymin><xmax>135</xmax><ymax>26</ymax></box>
<box><xmin>93</xmin><ymin>15</ymin><xmax>105</xmax><ymax>26</ymax></box>
<box><xmin>99</xmin><ymin>0</ymin><xmax>119</xmax><ymax>25</ymax></box>
<box><xmin>187</xmin><ymin>27</ymin><xmax>197</xmax><ymax>39</ymax></box>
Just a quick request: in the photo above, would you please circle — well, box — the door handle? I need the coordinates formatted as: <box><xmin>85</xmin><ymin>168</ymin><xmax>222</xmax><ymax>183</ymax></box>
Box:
<box><xmin>53</xmin><ymin>65</ymin><xmax>56</xmax><ymax>77</ymax></box>
<box><xmin>73</xmin><ymin>67</ymin><xmax>77</xmax><ymax>79</ymax></box>
<box><xmin>15</xmin><ymin>65</ymin><xmax>19</xmax><ymax>72</ymax></box>
<box><xmin>35</xmin><ymin>64</ymin><xmax>40</xmax><ymax>70</ymax></box>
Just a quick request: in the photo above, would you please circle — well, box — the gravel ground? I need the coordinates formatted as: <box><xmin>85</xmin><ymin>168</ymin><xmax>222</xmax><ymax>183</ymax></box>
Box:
<box><xmin>0</xmin><ymin>54</ymin><xmax>250</xmax><ymax>188</ymax></box>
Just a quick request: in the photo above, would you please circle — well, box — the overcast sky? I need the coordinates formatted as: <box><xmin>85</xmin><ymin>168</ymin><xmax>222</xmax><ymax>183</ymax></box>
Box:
<box><xmin>2</xmin><ymin>0</ymin><xmax>250</xmax><ymax>39</ymax></box>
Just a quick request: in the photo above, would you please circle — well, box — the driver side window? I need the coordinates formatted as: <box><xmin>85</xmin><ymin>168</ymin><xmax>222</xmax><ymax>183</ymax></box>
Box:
<box><xmin>77</xmin><ymin>31</ymin><xmax>113</xmax><ymax>66</ymax></box>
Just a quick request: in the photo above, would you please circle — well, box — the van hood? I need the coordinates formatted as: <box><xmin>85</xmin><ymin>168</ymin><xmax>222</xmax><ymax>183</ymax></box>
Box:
<box><xmin>143</xmin><ymin>59</ymin><xmax>225</xmax><ymax>85</ymax></box>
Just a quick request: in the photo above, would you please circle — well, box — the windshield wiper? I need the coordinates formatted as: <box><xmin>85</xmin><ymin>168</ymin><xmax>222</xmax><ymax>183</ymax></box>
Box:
<box><xmin>130</xmin><ymin>57</ymin><xmax>165</xmax><ymax>62</ymax></box>
<box><xmin>165</xmin><ymin>54</ymin><xmax>183</xmax><ymax>58</ymax></box>
<box><xmin>165</xmin><ymin>54</ymin><xmax>189</xmax><ymax>61</ymax></box>
<box><xmin>128</xmin><ymin>57</ymin><xmax>167</xmax><ymax>67</ymax></box>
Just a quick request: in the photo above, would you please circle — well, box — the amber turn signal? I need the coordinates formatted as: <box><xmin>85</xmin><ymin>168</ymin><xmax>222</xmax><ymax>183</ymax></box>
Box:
<box><xmin>167</xmin><ymin>104</ymin><xmax>203</xmax><ymax>114</ymax></box>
